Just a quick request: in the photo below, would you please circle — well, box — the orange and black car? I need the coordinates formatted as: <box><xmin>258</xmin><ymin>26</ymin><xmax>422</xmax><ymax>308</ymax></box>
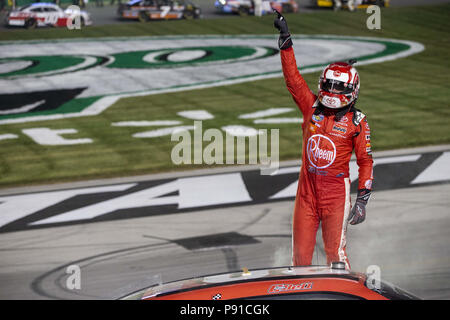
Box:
<box><xmin>122</xmin><ymin>264</ymin><xmax>419</xmax><ymax>300</ymax></box>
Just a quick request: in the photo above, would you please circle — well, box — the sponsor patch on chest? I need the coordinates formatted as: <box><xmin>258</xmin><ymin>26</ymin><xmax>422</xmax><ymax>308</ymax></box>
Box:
<box><xmin>306</xmin><ymin>134</ymin><xmax>337</xmax><ymax>169</ymax></box>
<box><xmin>312</xmin><ymin>114</ymin><xmax>324</xmax><ymax>122</ymax></box>
<box><xmin>332</xmin><ymin>125</ymin><xmax>347</xmax><ymax>134</ymax></box>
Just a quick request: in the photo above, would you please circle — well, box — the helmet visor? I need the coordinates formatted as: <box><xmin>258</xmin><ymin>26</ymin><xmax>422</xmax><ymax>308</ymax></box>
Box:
<box><xmin>321</xmin><ymin>79</ymin><xmax>354</xmax><ymax>94</ymax></box>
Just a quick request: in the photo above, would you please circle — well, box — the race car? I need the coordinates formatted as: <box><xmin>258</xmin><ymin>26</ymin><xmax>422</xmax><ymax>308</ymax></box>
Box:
<box><xmin>118</xmin><ymin>0</ymin><xmax>201</xmax><ymax>22</ymax></box>
<box><xmin>4</xmin><ymin>3</ymin><xmax>92</xmax><ymax>29</ymax></box>
<box><xmin>122</xmin><ymin>263</ymin><xmax>419</xmax><ymax>300</ymax></box>
<box><xmin>214</xmin><ymin>0</ymin><xmax>298</xmax><ymax>16</ymax></box>
<box><xmin>312</xmin><ymin>0</ymin><xmax>389</xmax><ymax>9</ymax></box>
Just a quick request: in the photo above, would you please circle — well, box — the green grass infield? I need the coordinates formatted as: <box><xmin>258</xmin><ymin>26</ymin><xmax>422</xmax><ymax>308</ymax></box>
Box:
<box><xmin>0</xmin><ymin>4</ymin><xmax>449</xmax><ymax>188</ymax></box>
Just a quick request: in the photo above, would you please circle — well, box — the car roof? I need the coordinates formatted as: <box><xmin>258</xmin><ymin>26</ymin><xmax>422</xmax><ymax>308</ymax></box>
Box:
<box><xmin>30</xmin><ymin>2</ymin><xmax>59</xmax><ymax>7</ymax></box>
<box><xmin>122</xmin><ymin>265</ymin><xmax>369</xmax><ymax>300</ymax></box>
<box><xmin>127</xmin><ymin>0</ymin><xmax>143</xmax><ymax>5</ymax></box>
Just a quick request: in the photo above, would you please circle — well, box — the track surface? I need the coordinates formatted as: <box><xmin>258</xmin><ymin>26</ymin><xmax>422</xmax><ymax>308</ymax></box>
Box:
<box><xmin>1</xmin><ymin>181</ymin><xmax>449</xmax><ymax>299</ymax></box>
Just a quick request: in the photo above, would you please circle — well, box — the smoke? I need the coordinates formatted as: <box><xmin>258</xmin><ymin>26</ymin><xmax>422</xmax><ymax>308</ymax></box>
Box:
<box><xmin>273</xmin><ymin>245</ymin><xmax>292</xmax><ymax>267</ymax></box>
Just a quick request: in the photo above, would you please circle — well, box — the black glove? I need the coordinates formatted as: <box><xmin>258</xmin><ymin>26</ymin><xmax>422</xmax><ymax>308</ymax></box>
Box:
<box><xmin>348</xmin><ymin>189</ymin><xmax>371</xmax><ymax>225</ymax></box>
<box><xmin>273</xmin><ymin>9</ymin><xmax>292</xmax><ymax>50</ymax></box>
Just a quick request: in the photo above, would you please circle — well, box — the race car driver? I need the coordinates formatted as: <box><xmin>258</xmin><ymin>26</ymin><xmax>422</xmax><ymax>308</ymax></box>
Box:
<box><xmin>274</xmin><ymin>10</ymin><xmax>373</xmax><ymax>269</ymax></box>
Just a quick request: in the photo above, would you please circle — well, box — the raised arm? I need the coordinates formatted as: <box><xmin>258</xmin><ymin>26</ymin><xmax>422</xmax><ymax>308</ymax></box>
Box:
<box><xmin>280</xmin><ymin>47</ymin><xmax>317</xmax><ymax>116</ymax></box>
<box><xmin>274</xmin><ymin>10</ymin><xmax>316</xmax><ymax>116</ymax></box>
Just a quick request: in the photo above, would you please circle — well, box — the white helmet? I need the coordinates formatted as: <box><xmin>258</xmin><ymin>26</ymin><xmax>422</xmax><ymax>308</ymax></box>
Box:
<box><xmin>318</xmin><ymin>61</ymin><xmax>360</xmax><ymax>109</ymax></box>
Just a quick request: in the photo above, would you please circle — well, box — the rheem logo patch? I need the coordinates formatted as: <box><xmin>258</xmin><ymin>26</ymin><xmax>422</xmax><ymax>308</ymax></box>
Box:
<box><xmin>307</xmin><ymin>134</ymin><xmax>336</xmax><ymax>169</ymax></box>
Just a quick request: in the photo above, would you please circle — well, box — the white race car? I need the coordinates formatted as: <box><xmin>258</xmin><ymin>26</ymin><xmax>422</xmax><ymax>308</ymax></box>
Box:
<box><xmin>214</xmin><ymin>0</ymin><xmax>298</xmax><ymax>16</ymax></box>
<box><xmin>5</xmin><ymin>3</ymin><xmax>92</xmax><ymax>29</ymax></box>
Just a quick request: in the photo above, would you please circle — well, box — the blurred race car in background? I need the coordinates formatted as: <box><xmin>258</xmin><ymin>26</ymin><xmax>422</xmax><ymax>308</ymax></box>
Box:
<box><xmin>312</xmin><ymin>0</ymin><xmax>389</xmax><ymax>8</ymax></box>
<box><xmin>4</xmin><ymin>2</ymin><xmax>92</xmax><ymax>29</ymax></box>
<box><xmin>122</xmin><ymin>264</ymin><xmax>419</xmax><ymax>300</ymax></box>
<box><xmin>214</xmin><ymin>0</ymin><xmax>298</xmax><ymax>16</ymax></box>
<box><xmin>118</xmin><ymin>0</ymin><xmax>202</xmax><ymax>21</ymax></box>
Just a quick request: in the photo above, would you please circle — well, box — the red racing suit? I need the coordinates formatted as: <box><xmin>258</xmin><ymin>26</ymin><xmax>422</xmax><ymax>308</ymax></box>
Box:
<box><xmin>281</xmin><ymin>47</ymin><xmax>373</xmax><ymax>269</ymax></box>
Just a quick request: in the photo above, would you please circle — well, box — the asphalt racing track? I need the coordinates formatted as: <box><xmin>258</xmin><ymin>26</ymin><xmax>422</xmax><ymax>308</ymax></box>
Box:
<box><xmin>0</xmin><ymin>145</ymin><xmax>449</xmax><ymax>300</ymax></box>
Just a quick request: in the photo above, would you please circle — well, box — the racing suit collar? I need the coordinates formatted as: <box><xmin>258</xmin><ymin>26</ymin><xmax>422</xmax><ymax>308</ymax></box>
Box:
<box><xmin>314</xmin><ymin>101</ymin><xmax>355</xmax><ymax>122</ymax></box>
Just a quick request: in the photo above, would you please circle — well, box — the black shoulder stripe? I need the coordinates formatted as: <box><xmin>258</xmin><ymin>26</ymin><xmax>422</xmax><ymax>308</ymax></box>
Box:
<box><xmin>352</xmin><ymin>109</ymin><xmax>365</xmax><ymax>126</ymax></box>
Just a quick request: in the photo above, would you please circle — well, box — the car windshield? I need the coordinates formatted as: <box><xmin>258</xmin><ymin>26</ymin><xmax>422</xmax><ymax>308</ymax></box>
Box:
<box><xmin>19</xmin><ymin>5</ymin><xmax>31</xmax><ymax>11</ymax></box>
<box><xmin>127</xmin><ymin>0</ymin><xmax>142</xmax><ymax>5</ymax></box>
